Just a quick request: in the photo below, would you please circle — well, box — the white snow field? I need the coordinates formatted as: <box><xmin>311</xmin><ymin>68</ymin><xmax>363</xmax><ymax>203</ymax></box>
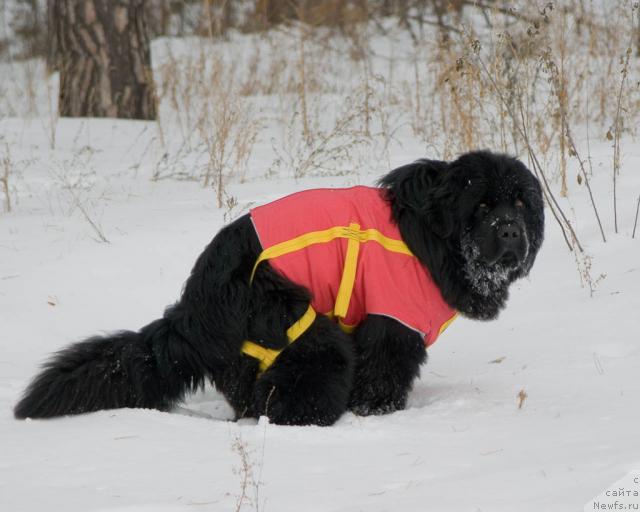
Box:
<box><xmin>1</xmin><ymin>115</ymin><xmax>638</xmax><ymax>512</ymax></box>
<box><xmin>1</xmin><ymin>18</ymin><xmax>640</xmax><ymax>512</ymax></box>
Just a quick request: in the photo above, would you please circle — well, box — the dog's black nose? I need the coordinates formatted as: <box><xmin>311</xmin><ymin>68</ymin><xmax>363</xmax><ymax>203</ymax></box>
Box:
<box><xmin>497</xmin><ymin>222</ymin><xmax>521</xmax><ymax>244</ymax></box>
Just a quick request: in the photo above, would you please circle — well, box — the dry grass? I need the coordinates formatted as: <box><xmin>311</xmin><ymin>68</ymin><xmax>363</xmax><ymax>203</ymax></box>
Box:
<box><xmin>232</xmin><ymin>434</ymin><xmax>254</xmax><ymax>512</ymax></box>
<box><xmin>517</xmin><ymin>389</ymin><xmax>527</xmax><ymax>409</ymax></box>
<box><xmin>611</xmin><ymin>5</ymin><xmax>636</xmax><ymax>233</ymax></box>
<box><xmin>231</xmin><ymin>430</ymin><xmax>268</xmax><ymax>512</ymax></box>
<box><xmin>3</xmin><ymin>1</ymin><xmax>638</xmax><ymax>290</ymax></box>
<box><xmin>197</xmin><ymin>60</ymin><xmax>261</xmax><ymax>207</ymax></box>
<box><xmin>1</xmin><ymin>141</ymin><xmax>12</xmax><ymax>212</ymax></box>
<box><xmin>150</xmin><ymin>2</ymin><xmax>638</xmax><ymax>260</ymax></box>
<box><xmin>49</xmin><ymin>149</ymin><xmax>110</xmax><ymax>243</ymax></box>
<box><xmin>395</xmin><ymin>2</ymin><xmax>639</xmax><ymax>292</ymax></box>
<box><xmin>270</xmin><ymin>94</ymin><xmax>373</xmax><ymax>178</ymax></box>
<box><xmin>153</xmin><ymin>43</ymin><xmax>261</xmax><ymax>205</ymax></box>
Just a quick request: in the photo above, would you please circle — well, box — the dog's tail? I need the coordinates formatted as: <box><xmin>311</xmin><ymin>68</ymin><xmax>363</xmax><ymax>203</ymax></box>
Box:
<box><xmin>14</xmin><ymin>304</ymin><xmax>207</xmax><ymax>419</ymax></box>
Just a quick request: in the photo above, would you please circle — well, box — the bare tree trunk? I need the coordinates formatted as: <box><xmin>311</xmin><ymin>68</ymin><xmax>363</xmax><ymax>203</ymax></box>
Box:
<box><xmin>47</xmin><ymin>0</ymin><xmax>58</xmax><ymax>72</ymax></box>
<box><xmin>52</xmin><ymin>0</ymin><xmax>157</xmax><ymax>120</ymax></box>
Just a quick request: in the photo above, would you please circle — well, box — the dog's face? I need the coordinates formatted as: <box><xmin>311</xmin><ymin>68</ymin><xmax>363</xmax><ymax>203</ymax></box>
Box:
<box><xmin>447</xmin><ymin>152</ymin><xmax>545</xmax><ymax>298</ymax></box>
<box><xmin>467</xmin><ymin>199</ymin><xmax>529</xmax><ymax>269</ymax></box>
<box><xmin>379</xmin><ymin>150</ymin><xmax>544</xmax><ymax>320</ymax></box>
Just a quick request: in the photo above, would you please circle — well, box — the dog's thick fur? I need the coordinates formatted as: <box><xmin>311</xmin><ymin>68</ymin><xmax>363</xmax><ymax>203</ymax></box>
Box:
<box><xmin>14</xmin><ymin>150</ymin><xmax>544</xmax><ymax>425</ymax></box>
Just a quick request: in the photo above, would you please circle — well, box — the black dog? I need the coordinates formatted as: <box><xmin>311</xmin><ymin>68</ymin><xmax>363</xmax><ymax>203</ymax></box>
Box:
<box><xmin>14</xmin><ymin>150</ymin><xmax>544</xmax><ymax>426</ymax></box>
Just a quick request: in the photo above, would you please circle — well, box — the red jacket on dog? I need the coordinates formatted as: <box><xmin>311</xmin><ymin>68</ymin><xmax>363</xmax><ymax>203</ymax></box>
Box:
<box><xmin>249</xmin><ymin>186</ymin><xmax>456</xmax><ymax>348</ymax></box>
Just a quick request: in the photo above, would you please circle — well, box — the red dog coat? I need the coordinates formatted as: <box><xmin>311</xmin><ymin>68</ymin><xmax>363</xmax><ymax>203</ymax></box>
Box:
<box><xmin>249</xmin><ymin>186</ymin><xmax>456</xmax><ymax>348</ymax></box>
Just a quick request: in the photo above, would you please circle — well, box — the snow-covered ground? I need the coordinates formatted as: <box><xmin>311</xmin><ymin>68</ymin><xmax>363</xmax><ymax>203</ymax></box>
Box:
<box><xmin>1</xmin><ymin>114</ymin><xmax>638</xmax><ymax>512</ymax></box>
<box><xmin>2</xmin><ymin>19</ymin><xmax>640</xmax><ymax>512</ymax></box>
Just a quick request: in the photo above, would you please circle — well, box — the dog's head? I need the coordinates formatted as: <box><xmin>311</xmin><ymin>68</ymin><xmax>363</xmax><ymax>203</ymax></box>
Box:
<box><xmin>447</xmin><ymin>151</ymin><xmax>544</xmax><ymax>294</ymax></box>
<box><xmin>380</xmin><ymin>150</ymin><xmax>544</xmax><ymax>320</ymax></box>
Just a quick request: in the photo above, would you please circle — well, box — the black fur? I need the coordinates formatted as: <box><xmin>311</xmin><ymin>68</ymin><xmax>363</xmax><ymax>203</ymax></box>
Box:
<box><xmin>379</xmin><ymin>150</ymin><xmax>544</xmax><ymax>320</ymax></box>
<box><xmin>348</xmin><ymin>315</ymin><xmax>426</xmax><ymax>415</ymax></box>
<box><xmin>14</xmin><ymin>150</ymin><xmax>544</xmax><ymax>425</ymax></box>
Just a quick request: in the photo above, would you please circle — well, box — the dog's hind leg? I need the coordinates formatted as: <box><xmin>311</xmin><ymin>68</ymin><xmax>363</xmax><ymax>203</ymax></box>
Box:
<box><xmin>250</xmin><ymin>315</ymin><xmax>354</xmax><ymax>426</ymax></box>
<box><xmin>14</xmin><ymin>215</ymin><xmax>262</xmax><ymax>419</ymax></box>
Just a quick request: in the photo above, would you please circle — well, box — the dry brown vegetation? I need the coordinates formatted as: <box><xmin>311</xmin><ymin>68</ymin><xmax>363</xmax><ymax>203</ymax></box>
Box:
<box><xmin>2</xmin><ymin>1</ymin><xmax>638</xmax><ymax>290</ymax></box>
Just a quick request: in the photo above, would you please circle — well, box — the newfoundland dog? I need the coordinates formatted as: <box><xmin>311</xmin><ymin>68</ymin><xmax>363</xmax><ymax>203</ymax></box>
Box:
<box><xmin>14</xmin><ymin>150</ymin><xmax>544</xmax><ymax>426</ymax></box>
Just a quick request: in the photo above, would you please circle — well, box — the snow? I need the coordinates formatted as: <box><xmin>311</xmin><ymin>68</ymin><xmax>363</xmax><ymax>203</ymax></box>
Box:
<box><xmin>2</xmin><ymin>24</ymin><xmax>640</xmax><ymax>512</ymax></box>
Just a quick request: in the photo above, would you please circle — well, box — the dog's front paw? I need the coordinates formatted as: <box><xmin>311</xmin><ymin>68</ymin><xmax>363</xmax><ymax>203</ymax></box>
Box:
<box><xmin>348</xmin><ymin>386</ymin><xmax>407</xmax><ymax>416</ymax></box>
<box><xmin>349</xmin><ymin>402</ymin><xmax>402</xmax><ymax>416</ymax></box>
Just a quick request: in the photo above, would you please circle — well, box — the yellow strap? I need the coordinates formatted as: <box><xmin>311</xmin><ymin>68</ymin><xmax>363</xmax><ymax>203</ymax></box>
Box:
<box><xmin>250</xmin><ymin>224</ymin><xmax>413</xmax><ymax>282</ymax></box>
<box><xmin>355</xmin><ymin>228</ymin><xmax>413</xmax><ymax>256</ymax></box>
<box><xmin>334</xmin><ymin>223</ymin><xmax>361</xmax><ymax>318</ymax></box>
<box><xmin>286</xmin><ymin>304</ymin><xmax>317</xmax><ymax>341</ymax></box>
<box><xmin>338</xmin><ymin>318</ymin><xmax>357</xmax><ymax>334</ymax></box>
<box><xmin>244</xmin><ymin>223</ymin><xmax>416</xmax><ymax>375</ymax></box>
<box><xmin>240</xmin><ymin>343</ymin><xmax>281</xmax><ymax>374</ymax></box>
<box><xmin>241</xmin><ymin>305</ymin><xmax>316</xmax><ymax>375</ymax></box>
<box><xmin>325</xmin><ymin>310</ymin><xmax>357</xmax><ymax>334</ymax></box>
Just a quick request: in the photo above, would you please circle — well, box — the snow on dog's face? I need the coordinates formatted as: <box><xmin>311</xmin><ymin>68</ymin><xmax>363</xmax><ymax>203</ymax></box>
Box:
<box><xmin>450</xmin><ymin>151</ymin><xmax>544</xmax><ymax>298</ymax></box>
<box><xmin>379</xmin><ymin>150</ymin><xmax>544</xmax><ymax>321</ymax></box>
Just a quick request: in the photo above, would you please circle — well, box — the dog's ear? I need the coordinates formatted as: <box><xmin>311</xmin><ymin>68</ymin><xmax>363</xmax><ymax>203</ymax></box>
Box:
<box><xmin>379</xmin><ymin>159</ymin><xmax>456</xmax><ymax>239</ymax></box>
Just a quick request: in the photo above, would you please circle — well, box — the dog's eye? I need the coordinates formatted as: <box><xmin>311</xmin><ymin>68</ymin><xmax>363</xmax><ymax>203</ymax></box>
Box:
<box><xmin>515</xmin><ymin>199</ymin><xmax>525</xmax><ymax>208</ymax></box>
<box><xmin>478</xmin><ymin>203</ymin><xmax>489</xmax><ymax>211</ymax></box>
